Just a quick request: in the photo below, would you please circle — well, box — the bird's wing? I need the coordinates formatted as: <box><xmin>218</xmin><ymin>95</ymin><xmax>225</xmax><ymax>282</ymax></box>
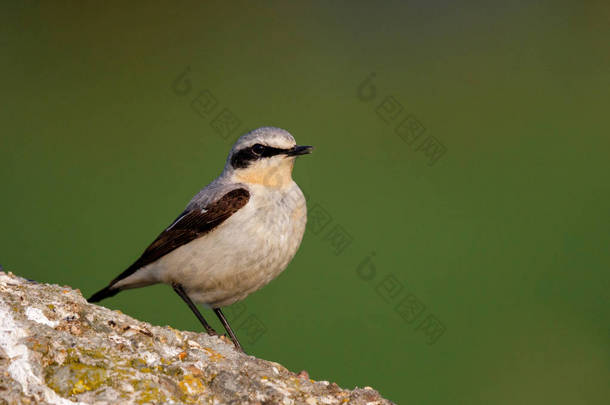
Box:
<box><xmin>109</xmin><ymin>188</ymin><xmax>250</xmax><ymax>286</ymax></box>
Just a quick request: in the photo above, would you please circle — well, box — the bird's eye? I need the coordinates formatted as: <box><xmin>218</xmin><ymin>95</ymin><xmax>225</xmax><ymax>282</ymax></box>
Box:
<box><xmin>251</xmin><ymin>144</ymin><xmax>265</xmax><ymax>156</ymax></box>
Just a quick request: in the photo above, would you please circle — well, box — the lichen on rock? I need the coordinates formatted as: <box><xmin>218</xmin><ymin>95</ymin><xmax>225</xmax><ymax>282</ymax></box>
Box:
<box><xmin>0</xmin><ymin>271</ymin><xmax>393</xmax><ymax>404</ymax></box>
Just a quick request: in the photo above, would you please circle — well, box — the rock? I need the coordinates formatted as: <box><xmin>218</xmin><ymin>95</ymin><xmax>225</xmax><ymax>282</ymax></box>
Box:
<box><xmin>0</xmin><ymin>272</ymin><xmax>393</xmax><ymax>404</ymax></box>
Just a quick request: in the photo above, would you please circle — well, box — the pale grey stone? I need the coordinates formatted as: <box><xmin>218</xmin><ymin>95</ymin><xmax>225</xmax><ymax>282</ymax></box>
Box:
<box><xmin>0</xmin><ymin>271</ymin><xmax>393</xmax><ymax>405</ymax></box>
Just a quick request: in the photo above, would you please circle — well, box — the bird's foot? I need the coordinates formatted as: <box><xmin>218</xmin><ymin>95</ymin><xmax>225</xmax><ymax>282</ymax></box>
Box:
<box><xmin>204</xmin><ymin>328</ymin><xmax>219</xmax><ymax>336</ymax></box>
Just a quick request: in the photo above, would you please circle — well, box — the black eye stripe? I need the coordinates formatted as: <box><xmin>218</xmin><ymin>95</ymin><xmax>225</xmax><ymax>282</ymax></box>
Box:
<box><xmin>258</xmin><ymin>145</ymin><xmax>285</xmax><ymax>158</ymax></box>
<box><xmin>230</xmin><ymin>144</ymin><xmax>291</xmax><ymax>169</ymax></box>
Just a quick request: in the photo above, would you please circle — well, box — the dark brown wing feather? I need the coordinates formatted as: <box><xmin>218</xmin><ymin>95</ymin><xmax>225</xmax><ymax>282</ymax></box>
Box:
<box><xmin>88</xmin><ymin>188</ymin><xmax>250</xmax><ymax>302</ymax></box>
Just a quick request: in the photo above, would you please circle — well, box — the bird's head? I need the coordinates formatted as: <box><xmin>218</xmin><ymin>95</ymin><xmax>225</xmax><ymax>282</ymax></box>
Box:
<box><xmin>225</xmin><ymin>127</ymin><xmax>312</xmax><ymax>188</ymax></box>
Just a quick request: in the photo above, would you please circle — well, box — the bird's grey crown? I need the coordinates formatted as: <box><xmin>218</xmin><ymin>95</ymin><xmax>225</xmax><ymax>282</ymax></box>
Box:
<box><xmin>230</xmin><ymin>127</ymin><xmax>296</xmax><ymax>155</ymax></box>
<box><xmin>222</xmin><ymin>127</ymin><xmax>297</xmax><ymax>172</ymax></box>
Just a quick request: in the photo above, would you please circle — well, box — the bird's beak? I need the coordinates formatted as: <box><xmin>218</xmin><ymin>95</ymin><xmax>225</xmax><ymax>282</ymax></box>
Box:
<box><xmin>286</xmin><ymin>145</ymin><xmax>313</xmax><ymax>156</ymax></box>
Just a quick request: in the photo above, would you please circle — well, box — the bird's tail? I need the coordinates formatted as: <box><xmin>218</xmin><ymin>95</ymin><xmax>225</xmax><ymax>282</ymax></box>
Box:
<box><xmin>88</xmin><ymin>285</ymin><xmax>121</xmax><ymax>303</ymax></box>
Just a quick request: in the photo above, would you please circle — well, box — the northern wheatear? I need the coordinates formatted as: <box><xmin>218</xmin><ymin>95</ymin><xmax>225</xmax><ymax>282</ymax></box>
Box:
<box><xmin>89</xmin><ymin>127</ymin><xmax>312</xmax><ymax>352</ymax></box>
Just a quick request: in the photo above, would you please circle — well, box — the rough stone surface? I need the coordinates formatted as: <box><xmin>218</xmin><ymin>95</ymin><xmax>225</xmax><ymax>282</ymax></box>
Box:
<box><xmin>0</xmin><ymin>271</ymin><xmax>393</xmax><ymax>404</ymax></box>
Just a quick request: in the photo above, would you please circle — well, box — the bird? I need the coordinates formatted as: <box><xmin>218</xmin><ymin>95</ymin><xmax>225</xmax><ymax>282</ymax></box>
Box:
<box><xmin>88</xmin><ymin>127</ymin><xmax>312</xmax><ymax>352</ymax></box>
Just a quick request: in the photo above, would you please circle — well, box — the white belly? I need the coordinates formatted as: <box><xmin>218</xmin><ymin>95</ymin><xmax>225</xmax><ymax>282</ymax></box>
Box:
<box><xmin>155</xmin><ymin>183</ymin><xmax>307</xmax><ymax>307</ymax></box>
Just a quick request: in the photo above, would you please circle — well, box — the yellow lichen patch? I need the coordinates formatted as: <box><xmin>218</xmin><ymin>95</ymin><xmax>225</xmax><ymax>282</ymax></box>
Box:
<box><xmin>133</xmin><ymin>380</ymin><xmax>167</xmax><ymax>404</ymax></box>
<box><xmin>71</xmin><ymin>378</ymin><xmax>91</xmax><ymax>395</ymax></box>
<box><xmin>130</xmin><ymin>358</ymin><xmax>147</xmax><ymax>369</ymax></box>
<box><xmin>202</xmin><ymin>347</ymin><xmax>224</xmax><ymax>362</ymax></box>
<box><xmin>76</xmin><ymin>348</ymin><xmax>108</xmax><ymax>360</ymax></box>
<box><xmin>179</xmin><ymin>374</ymin><xmax>206</xmax><ymax>398</ymax></box>
<box><xmin>46</xmin><ymin>362</ymin><xmax>108</xmax><ymax>397</ymax></box>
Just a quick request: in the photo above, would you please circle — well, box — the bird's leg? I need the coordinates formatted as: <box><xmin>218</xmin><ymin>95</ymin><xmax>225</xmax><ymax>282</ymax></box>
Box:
<box><xmin>214</xmin><ymin>308</ymin><xmax>244</xmax><ymax>353</ymax></box>
<box><xmin>172</xmin><ymin>283</ymin><xmax>217</xmax><ymax>336</ymax></box>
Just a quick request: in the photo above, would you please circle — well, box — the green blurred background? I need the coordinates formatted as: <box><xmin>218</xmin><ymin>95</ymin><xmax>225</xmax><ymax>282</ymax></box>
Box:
<box><xmin>2</xmin><ymin>1</ymin><xmax>609</xmax><ymax>403</ymax></box>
